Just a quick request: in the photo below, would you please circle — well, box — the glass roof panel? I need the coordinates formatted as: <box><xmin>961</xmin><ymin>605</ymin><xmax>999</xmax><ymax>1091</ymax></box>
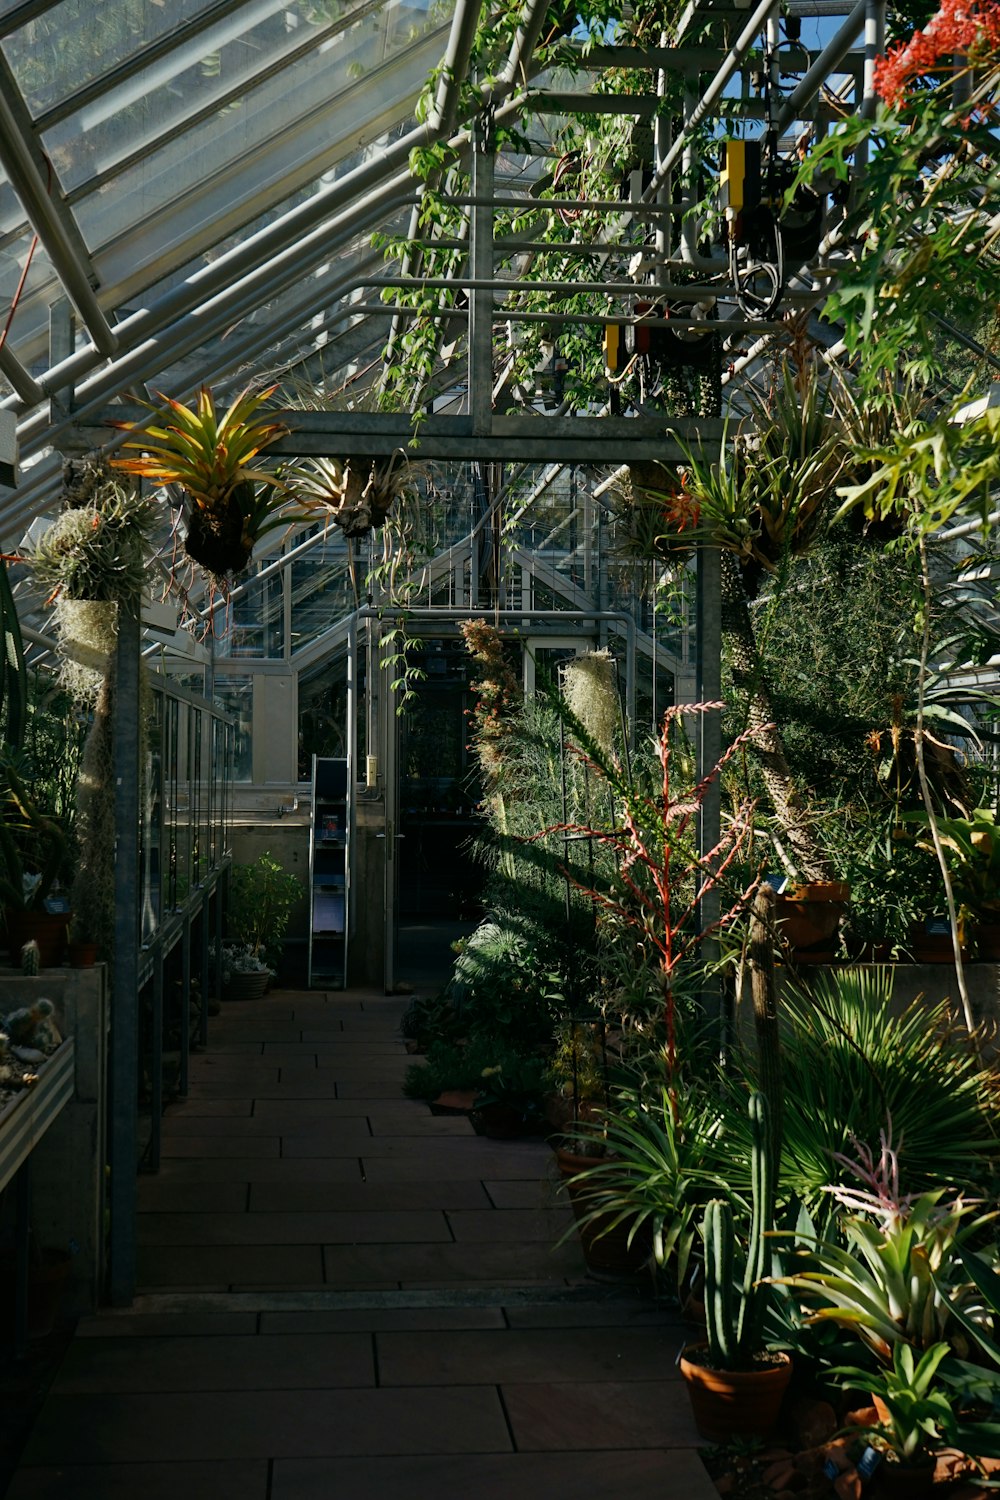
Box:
<box><xmin>2</xmin><ymin>0</ymin><xmax>213</xmax><ymax>116</ymax></box>
<box><xmin>41</xmin><ymin>0</ymin><xmax>412</xmax><ymax>194</ymax></box>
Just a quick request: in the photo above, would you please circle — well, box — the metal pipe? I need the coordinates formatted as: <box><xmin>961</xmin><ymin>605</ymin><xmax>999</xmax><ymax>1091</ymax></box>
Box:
<box><xmin>0</xmin><ymin>342</ymin><xmax>44</xmax><ymax>406</ymax></box>
<box><xmin>859</xmin><ymin>0</ymin><xmax>887</xmax><ymax>119</ymax></box>
<box><xmin>109</xmin><ymin>604</ymin><xmax>141</xmax><ymax>1305</ymax></box>
<box><xmin>4</xmin><ymin>90</ymin><xmax>529</xmax><ymax>424</ymax></box>
<box><xmin>776</xmin><ymin>0</ymin><xmax>867</xmax><ymax>129</ymax></box>
<box><xmin>643</xmin><ymin>0</ymin><xmax>782</xmax><ymax>203</ymax></box>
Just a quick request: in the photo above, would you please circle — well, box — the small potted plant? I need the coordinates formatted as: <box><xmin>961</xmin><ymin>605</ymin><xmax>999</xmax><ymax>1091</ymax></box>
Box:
<box><xmin>218</xmin><ymin>944</ymin><xmax>273</xmax><ymax>1003</ymax></box>
<box><xmin>837</xmin><ymin>1342</ymin><xmax>1000</xmax><ymax>1495</ymax></box>
<box><xmin>226</xmin><ymin>852</ymin><xmax>301</xmax><ymax>979</ymax></box>
<box><xmin>470</xmin><ymin>1055</ymin><xmax>548</xmax><ymax>1140</ymax></box>
<box><xmin>679</xmin><ymin>1092</ymin><xmax>793</xmax><ymax>1440</ymax></box>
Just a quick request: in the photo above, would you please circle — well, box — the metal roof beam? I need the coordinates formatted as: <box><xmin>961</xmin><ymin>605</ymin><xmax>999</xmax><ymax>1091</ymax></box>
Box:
<box><xmin>0</xmin><ymin>55</ymin><xmax>117</xmax><ymax>357</ymax></box>
<box><xmin>0</xmin><ymin>342</ymin><xmax>44</xmax><ymax>407</ymax></box>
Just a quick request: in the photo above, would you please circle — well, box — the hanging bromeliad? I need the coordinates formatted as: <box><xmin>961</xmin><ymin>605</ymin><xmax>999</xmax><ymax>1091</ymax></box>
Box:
<box><xmin>289</xmin><ymin>450</ymin><xmax>417</xmax><ymax>540</ymax></box>
<box><xmin>109</xmin><ymin>385</ymin><xmax>291</xmax><ymax>581</ymax></box>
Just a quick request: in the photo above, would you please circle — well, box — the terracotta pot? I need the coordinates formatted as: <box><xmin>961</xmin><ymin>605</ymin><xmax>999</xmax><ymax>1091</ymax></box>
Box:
<box><xmin>908</xmin><ymin>922</ymin><xmax>963</xmax><ymax>964</ymax></box>
<box><xmin>222</xmin><ymin>969</ymin><xmax>270</xmax><ymax>1002</ymax></box>
<box><xmin>471</xmin><ymin>1102</ymin><xmax>529</xmax><ymax>1140</ymax></box>
<box><xmin>556</xmin><ymin>1146</ymin><xmax>651</xmax><ymax>1279</ymax></box>
<box><xmin>973</xmin><ymin>920</ymin><xmax>1000</xmax><ymax>961</ymax></box>
<box><xmin>776</xmin><ymin>883</ymin><xmax>849</xmax><ymax>956</ymax></box>
<box><xmin>876</xmin><ymin>1458</ymin><xmax>936</xmax><ymax>1500</ymax></box>
<box><xmin>68</xmin><ymin>942</ymin><xmax>98</xmax><ymax>968</ymax></box>
<box><xmin>678</xmin><ymin>1343</ymin><xmax>793</xmax><ymax>1441</ymax></box>
<box><xmin>4</xmin><ymin>909</ymin><xmax>70</xmax><ymax>968</ymax></box>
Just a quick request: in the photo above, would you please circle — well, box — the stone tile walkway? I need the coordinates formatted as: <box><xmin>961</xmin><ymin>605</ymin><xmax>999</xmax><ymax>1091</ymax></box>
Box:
<box><xmin>6</xmin><ymin>987</ymin><xmax>715</xmax><ymax>1499</ymax></box>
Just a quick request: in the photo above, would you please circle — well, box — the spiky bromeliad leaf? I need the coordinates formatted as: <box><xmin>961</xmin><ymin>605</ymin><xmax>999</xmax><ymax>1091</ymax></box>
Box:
<box><xmin>109</xmin><ymin>385</ymin><xmax>294</xmax><ymax>577</ymax></box>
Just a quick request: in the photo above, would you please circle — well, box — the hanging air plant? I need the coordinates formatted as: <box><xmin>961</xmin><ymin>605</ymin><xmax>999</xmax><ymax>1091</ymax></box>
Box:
<box><xmin>289</xmin><ymin>450</ymin><xmax>416</xmax><ymax>539</ymax></box>
<box><xmin>23</xmin><ymin>459</ymin><xmax>157</xmax><ymax>704</ymax></box>
<box><xmin>109</xmin><ymin>385</ymin><xmax>292</xmax><ymax>580</ymax></box>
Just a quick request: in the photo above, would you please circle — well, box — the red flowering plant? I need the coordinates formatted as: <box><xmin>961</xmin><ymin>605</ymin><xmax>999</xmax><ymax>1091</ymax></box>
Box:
<box><xmin>526</xmin><ymin>700</ymin><xmax>765</xmax><ymax>1111</ymax></box>
<box><xmin>793</xmin><ymin>0</ymin><xmax>1000</xmax><ymax>396</ymax></box>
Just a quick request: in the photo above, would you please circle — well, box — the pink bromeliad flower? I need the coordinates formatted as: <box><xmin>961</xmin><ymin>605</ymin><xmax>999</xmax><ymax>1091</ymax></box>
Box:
<box><xmin>874</xmin><ymin>0</ymin><xmax>1000</xmax><ymax>107</ymax></box>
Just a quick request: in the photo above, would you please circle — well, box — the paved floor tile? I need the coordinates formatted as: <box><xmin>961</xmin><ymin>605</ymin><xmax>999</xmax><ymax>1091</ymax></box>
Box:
<box><xmin>447</xmin><ymin>1208</ymin><xmax>573</xmax><ymax>1242</ymax></box>
<box><xmin>376</xmin><ymin>1327</ymin><xmax>677</xmax><ymax>1386</ymax></box>
<box><xmin>360</xmin><ymin>1152</ymin><xmax>553</xmax><ymax>1182</ymax></box>
<box><xmin>484</xmin><ymin>1178</ymin><xmax>559</xmax><ymax>1208</ymax></box>
<box><xmin>321</xmin><ymin>1240</ymin><xmax>584</xmax><ymax>1285</ymax></box>
<box><xmin>162</xmin><ymin>1114</ymin><xmax>358</xmax><ymax>1136</ymax></box>
<box><xmin>143</xmin><ymin>1158</ymin><xmax>365</xmax><ymax>1183</ymax></box>
<box><xmin>251</xmin><ymin>1098</ymin><xmax>373</xmax><ymax>1119</ymax></box>
<box><xmin>52</xmin><ymin>1333</ymin><xmax>374</xmax><ymax>1392</ymax></box>
<box><xmin>248</xmin><ymin>1180</ymin><xmax>489</xmax><ymax>1213</ymax></box>
<box><xmin>262</xmin><ymin>1042</ymin><xmax>404</xmax><ymax>1056</ymax></box>
<box><xmin>137</xmin><ymin>1244</ymin><xmax>325</xmax><ymax>1288</ymax></box>
<box><xmin>260</xmin><ymin>1308</ymin><xmax>505</xmax><ymax>1334</ymax></box>
<box><xmin>138</xmin><ymin>1181</ymin><xmax>249</xmax><ymax>1213</ymax></box>
<box><xmin>161</xmin><ymin>1135</ymin><xmax>282</xmax><ymax>1158</ymax></box>
<box><xmin>138</xmin><ymin>1210</ymin><xmax>451</xmax><ymax>1246</ymax></box>
<box><xmin>168</xmin><ymin>1099</ymin><xmax>256</xmax><ymax>1115</ymax></box>
<box><xmin>76</xmin><ymin>1313</ymin><xmax>258</xmax><ymax>1338</ymax></box>
<box><xmin>502</xmin><ymin>1379</ymin><xmax>702</xmax><ymax>1449</ymax></box>
<box><xmin>505</xmin><ymin>1302</ymin><xmax>683</xmax><ymax>1329</ymax></box>
<box><xmin>270</xmin><ymin>1450</ymin><xmax>715</xmax><ymax>1500</ymax></box>
<box><xmin>21</xmin><ymin>1388</ymin><xmax>513</xmax><ymax>1463</ymax></box>
<box><xmin>6</xmin><ymin>1460</ymin><xmax>269</xmax><ymax>1499</ymax></box>
<box><xmin>330</xmin><ymin>1080</ymin><xmax>413</xmax><ymax>1098</ymax></box>
<box><xmin>365</xmin><ymin>1113</ymin><xmax>478</xmax><ymax>1137</ymax></box>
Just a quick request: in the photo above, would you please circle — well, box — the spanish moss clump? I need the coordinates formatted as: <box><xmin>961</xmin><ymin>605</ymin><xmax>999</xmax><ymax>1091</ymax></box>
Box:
<box><xmin>50</xmin><ymin>597</ymin><xmax>117</xmax><ymax>705</ymax></box>
<box><xmin>27</xmin><ymin>462</ymin><xmax>156</xmax><ymax>607</ymax></box>
<box><xmin>562</xmin><ymin>650</ymin><xmax>618</xmax><ymax>759</ymax></box>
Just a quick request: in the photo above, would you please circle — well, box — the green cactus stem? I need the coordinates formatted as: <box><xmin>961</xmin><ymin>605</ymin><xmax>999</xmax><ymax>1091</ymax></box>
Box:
<box><xmin>20</xmin><ymin>939</ymin><xmax>39</xmax><ymax>976</ymax></box>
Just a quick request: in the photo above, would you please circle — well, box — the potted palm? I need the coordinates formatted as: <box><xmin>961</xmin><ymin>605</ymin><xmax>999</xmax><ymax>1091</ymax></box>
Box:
<box><xmin>109</xmin><ymin>386</ymin><xmax>292</xmax><ymax>582</ymax></box>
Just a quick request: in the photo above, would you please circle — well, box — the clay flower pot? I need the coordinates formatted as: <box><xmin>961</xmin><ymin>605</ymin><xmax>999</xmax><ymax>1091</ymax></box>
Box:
<box><xmin>555</xmin><ymin>1146</ymin><xmax>651</xmax><ymax>1279</ymax></box>
<box><xmin>775</xmin><ymin>881</ymin><xmax>849</xmax><ymax>961</ymax></box>
<box><xmin>679</xmin><ymin>1342</ymin><xmax>793</xmax><ymax>1441</ymax></box>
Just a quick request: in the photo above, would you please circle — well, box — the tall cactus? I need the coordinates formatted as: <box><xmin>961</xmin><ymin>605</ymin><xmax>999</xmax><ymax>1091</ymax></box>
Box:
<box><xmin>703</xmin><ymin>1091</ymin><xmax>776</xmax><ymax>1369</ymax></box>
<box><xmin>20</xmin><ymin>939</ymin><xmax>39</xmax><ymax>976</ymax></box>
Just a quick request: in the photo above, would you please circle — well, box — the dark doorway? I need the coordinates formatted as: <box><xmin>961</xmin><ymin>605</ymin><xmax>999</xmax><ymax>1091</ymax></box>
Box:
<box><xmin>395</xmin><ymin>637</ymin><xmax>485</xmax><ymax>988</ymax></box>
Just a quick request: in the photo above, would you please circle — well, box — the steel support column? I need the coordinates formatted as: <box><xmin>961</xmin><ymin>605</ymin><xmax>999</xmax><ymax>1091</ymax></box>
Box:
<box><xmin>108</xmin><ymin>604</ymin><xmax>141</xmax><ymax>1306</ymax></box>
<box><xmin>469</xmin><ymin>119</ymin><xmax>495</xmax><ymax>435</ymax></box>
<box><xmin>695</xmin><ymin>547</ymin><xmax>724</xmax><ymax>1045</ymax></box>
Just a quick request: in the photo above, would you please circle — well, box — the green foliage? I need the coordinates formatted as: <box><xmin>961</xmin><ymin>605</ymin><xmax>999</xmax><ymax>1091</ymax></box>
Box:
<box><xmin>402</xmin><ymin>1035</ymin><xmax>537</xmax><ymax>1100</ymax></box>
<box><xmin>774</xmin><ymin>1191</ymin><xmax>995</xmax><ymax>1365</ymax></box>
<box><xmin>795</xmin><ymin>82</ymin><xmax>1000</xmax><ymax>395</ymax></box>
<box><xmin>399</xmin><ymin>992</ymin><xmax>461</xmax><ymax>1050</ymax></box>
<box><xmin>901</xmin><ymin>806</ymin><xmax>1000</xmax><ymax>919</ymax></box>
<box><xmin>840</xmin><ymin>1343</ymin><xmax>1000</xmax><ymax>1463</ymax></box>
<box><xmin>447</xmin><ymin>905</ymin><xmax>566</xmax><ymax>1049</ymax></box>
<box><xmin>0</xmin><ymin>755</ymin><xmax>69</xmax><ymax>912</ymax></box>
<box><xmin>227</xmin><ymin>853</ymin><xmax>301</xmax><ymax>970</ymax></box>
<box><xmin>559</xmin><ymin>1082</ymin><xmax>728</xmax><ymax>1295</ymax></box>
<box><xmin>703</xmin><ymin>1092</ymin><xmax>777</xmax><ymax>1371</ymax></box>
<box><xmin>729</xmin><ymin>969</ymin><xmax>999</xmax><ymax>1212</ymax></box>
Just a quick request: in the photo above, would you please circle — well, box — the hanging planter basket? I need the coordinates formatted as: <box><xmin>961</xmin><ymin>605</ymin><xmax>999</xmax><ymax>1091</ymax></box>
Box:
<box><xmin>182</xmin><ymin>482</ymin><xmax>257</xmax><ymax>578</ymax></box>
